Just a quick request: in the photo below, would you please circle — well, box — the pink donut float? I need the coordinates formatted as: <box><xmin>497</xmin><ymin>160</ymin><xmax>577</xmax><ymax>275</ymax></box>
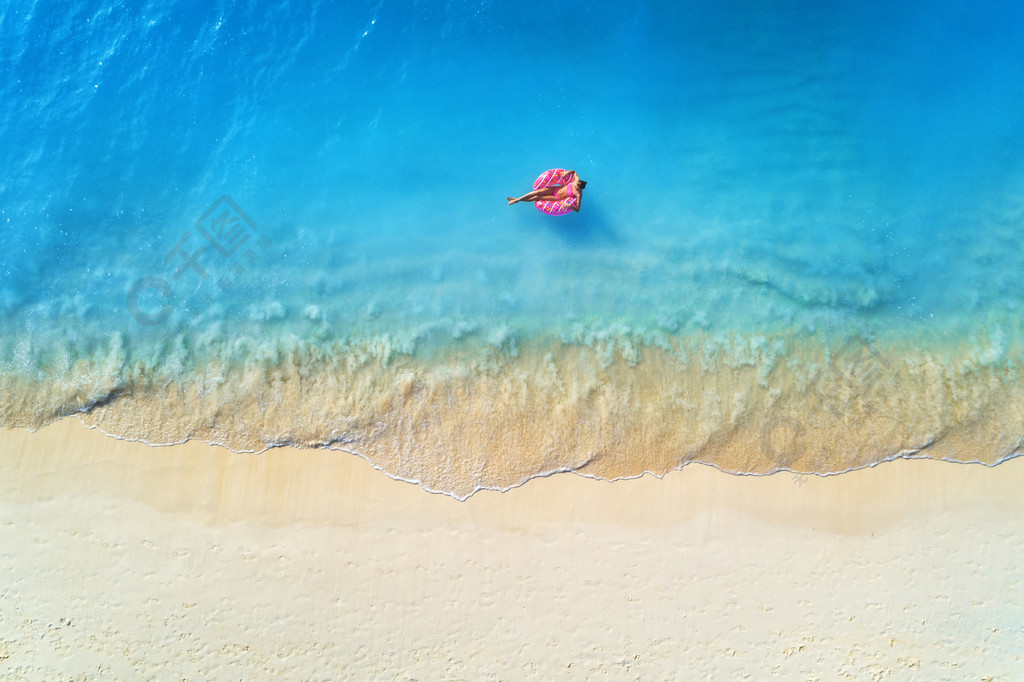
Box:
<box><xmin>533</xmin><ymin>168</ymin><xmax>578</xmax><ymax>215</ymax></box>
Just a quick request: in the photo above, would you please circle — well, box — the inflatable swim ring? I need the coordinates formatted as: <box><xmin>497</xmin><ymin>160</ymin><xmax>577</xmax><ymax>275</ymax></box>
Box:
<box><xmin>533</xmin><ymin>168</ymin><xmax>578</xmax><ymax>215</ymax></box>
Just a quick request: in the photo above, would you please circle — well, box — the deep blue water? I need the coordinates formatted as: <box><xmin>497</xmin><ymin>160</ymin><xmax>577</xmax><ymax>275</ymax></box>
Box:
<box><xmin>2</xmin><ymin>0</ymin><xmax>1024</xmax><ymax>496</ymax></box>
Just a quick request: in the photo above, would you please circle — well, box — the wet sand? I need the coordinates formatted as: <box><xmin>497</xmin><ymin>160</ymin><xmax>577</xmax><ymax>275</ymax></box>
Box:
<box><xmin>1</xmin><ymin>417</ymin><xmax>1022</xmax><ymax>678</ymax></box>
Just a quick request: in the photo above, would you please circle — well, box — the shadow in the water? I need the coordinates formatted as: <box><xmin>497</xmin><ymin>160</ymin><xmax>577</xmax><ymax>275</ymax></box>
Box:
<box><xmin>525</xmin><ymin>198</ymin><xmax>622</xmax><ymax>247</ymax></box>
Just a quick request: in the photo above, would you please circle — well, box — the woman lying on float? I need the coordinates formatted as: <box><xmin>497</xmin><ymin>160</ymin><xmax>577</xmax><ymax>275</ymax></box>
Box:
<box><xmin>508</xmin><ymin>169</ymin><xmax>587</xmax><ymax>214</ymax></box>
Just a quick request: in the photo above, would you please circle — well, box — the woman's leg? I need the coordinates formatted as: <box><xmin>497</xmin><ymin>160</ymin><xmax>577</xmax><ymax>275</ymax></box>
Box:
<box><xmin>508</xmin><ymin>186</ymin><xmax>559</xmax><ymax>205</ymax></box>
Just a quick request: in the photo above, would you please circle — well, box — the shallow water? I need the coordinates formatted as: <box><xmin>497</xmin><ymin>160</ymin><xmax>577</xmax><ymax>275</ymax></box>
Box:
<box><xmin>2</xmin><ymin>0</ymin><xmax>1023</xmax><ymax>497</ymax></box>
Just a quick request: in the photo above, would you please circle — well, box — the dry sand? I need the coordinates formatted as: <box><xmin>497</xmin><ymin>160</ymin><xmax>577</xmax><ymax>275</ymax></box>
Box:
<box><xmin>1</xmin><ymin>417</ymin><xmax>1022</xmax><ymax>679</ymax></box>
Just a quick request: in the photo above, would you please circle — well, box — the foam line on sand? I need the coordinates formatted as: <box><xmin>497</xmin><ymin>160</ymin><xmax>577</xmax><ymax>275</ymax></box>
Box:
<box><xmin>1</xmin><ymin>418</ymin><xmax>1022</xmax><ymax>678</ymax></box>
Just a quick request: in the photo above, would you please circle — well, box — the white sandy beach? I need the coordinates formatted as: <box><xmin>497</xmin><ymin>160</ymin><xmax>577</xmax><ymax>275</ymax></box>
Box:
<box><xmin>1</xmin><ymin>418</ymin><xmax>1022</xmax><ymax>679</ymax></box>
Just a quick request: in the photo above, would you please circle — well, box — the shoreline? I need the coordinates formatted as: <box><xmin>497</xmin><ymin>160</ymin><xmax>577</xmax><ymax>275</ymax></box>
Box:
<box><xmin>1</xmin><ymin>417</ymin><xmax>1021</xmax><ymax>531</ymax></box>
<box><xmin>2</xmin><ymin>418</ymin><xmax>1023</xmax><ymax>678</ymax></box>
<box><xmin>7</xmin><ymin>326</ymin><xmax>1022</xmax><ymax>501</ymax></box>
<box><xmin>3</xmin><ymin>417</ymin><xmax>1024</xmax><ymax>531</ymax></box>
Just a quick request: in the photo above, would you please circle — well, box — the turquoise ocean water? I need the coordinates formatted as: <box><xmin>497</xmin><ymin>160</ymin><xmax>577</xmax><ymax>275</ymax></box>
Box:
<box><xmin>2</xmin><ymin>0</ymin><xmax>1024</xmax><ymax>497</ymax></box>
